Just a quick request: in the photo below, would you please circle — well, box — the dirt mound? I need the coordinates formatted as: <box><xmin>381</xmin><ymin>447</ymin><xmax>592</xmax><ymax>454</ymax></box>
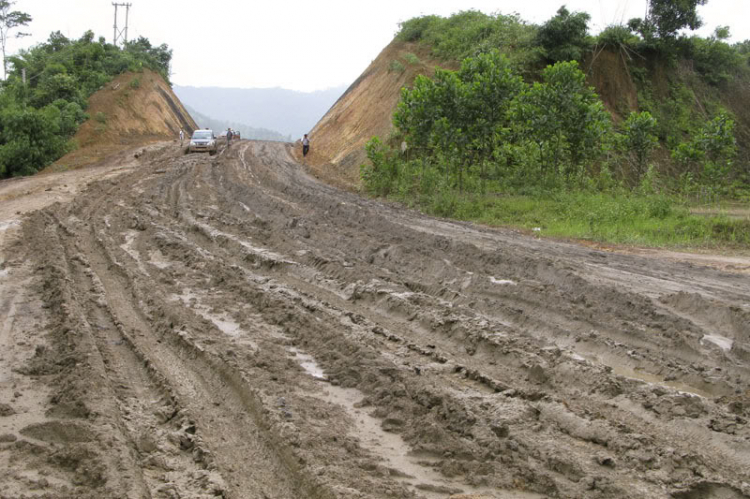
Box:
<box><xmin>302</xmin><ymin>40</ymin><xmax>454</xmax><ymax>190</ymax></box>
<box><xmin>49</xmin><ymin>69</ymin><xmax>197</xmax><ymax>172</ymax></box>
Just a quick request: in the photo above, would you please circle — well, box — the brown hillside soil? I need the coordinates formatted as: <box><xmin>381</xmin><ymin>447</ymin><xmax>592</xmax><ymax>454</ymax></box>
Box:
<box><xmin>300</xmin><ymin>41</ymin><xmax>455</xmax><ymax>190</ymax></box>
<box><xmin>47</xmin><ymin>69</ymin><xmax>197</xmax><ymax>173</ymax></box>
<box><xmin>585</xmin><ymin>48</ymin><xmax>639</xmax><ymax>120</ymax></box>
<box><xmin>1</xmin><ymin>140</ymin><xmax>749</xmax><ymax>498</ymax></box>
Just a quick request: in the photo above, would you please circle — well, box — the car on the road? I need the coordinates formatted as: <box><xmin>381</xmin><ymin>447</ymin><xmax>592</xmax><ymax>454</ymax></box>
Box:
<box><xmin>187</xmin><ymin>129</ymin><xmax>217</xmax><ymax>155</ymax></box>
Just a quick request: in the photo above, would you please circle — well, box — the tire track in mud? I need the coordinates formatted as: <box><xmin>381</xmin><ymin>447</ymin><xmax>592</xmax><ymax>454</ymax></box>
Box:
<box><xmin>166</xmin><ymin>144</ymin><xmax>750</xmax><ymax>496</ymax></box>
<box><xmin>63</xmin><ymin>166</ymin><xmax>333</xmax><ymax>498</ymax></box>
<box><xmin>51</xmin><ymin>212</ymin><xmax>227</xmax><ymax>498</ymax></box>
<box><xmin>8</xmin><ymin>141</ymin><xmax>750</xmax><ymax>499</ymax></box>
<box><xmin>212</xmin><ymin>141</ymin><xmax>746</xmax><ymax>496</ymax></box>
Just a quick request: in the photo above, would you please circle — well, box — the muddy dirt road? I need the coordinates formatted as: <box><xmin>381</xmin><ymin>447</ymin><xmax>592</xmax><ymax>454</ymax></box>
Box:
<box><xmin>1</xmin><ymin>141</ymin><xmax>749</xmax><ymax>499</ymax></box>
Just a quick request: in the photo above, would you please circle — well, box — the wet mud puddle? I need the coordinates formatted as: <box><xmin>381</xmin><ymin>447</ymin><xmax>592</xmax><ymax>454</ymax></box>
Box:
<box><xmin>569</xmin><ymin>351</ymin><xmax>713</xmax><ymax>398</ymax></box>
<box><xmin>171</xmin><ymin>289</ymin><xmax>259</xmax><ymax>351</ymax></box>
<box><xmin>291</xmin><ymin>349</ymin><xmax>542</xmax><ymax>499</ymax></box>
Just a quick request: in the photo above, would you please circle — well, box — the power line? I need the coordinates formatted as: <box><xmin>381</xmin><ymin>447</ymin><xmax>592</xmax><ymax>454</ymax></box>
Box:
<box><xmin>112</xmin><ymin>3</ymin><xmax>132</xmax><ymax>46</ymax></box>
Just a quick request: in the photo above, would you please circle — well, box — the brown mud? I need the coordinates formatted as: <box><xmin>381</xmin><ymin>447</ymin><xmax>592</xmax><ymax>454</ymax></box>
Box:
<box><xmin>1</xmin><ymin>140</ymin><xmax>749</xmax><ymax>498</ymax></box>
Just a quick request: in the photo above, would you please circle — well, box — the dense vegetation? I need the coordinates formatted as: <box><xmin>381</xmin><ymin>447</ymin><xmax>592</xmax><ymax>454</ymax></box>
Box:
<box><xmin>0</xmin><ymin>27</ymin><xmax>171</xmax><ymax>178</ymax></box>
<box><xmin>362</xmin><ymin>4</ymin><xmax>750</xmax><ymax>248</ymax></box>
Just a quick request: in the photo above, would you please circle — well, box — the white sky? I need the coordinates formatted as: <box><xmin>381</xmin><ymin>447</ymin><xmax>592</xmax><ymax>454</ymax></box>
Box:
<box><xmin>11</xmin><ymin>0</ymin><xmax>750</xmax><ymax>92</ymax></box>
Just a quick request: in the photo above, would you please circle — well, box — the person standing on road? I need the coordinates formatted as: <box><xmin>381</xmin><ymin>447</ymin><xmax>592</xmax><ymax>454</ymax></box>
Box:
<box><xmin>179</xmin><ymin>129</ymin><xmax>184</xmax><ymax>147</ymax></box>
<box><xmin>302</xmin><ymin>134</ymin><xmax>310</xmax><ymax>159</ymax></box>
<box><xmin>227</xmin><ymin>128</ymin><xmax>233</xmax><ymax>146</ymax></box>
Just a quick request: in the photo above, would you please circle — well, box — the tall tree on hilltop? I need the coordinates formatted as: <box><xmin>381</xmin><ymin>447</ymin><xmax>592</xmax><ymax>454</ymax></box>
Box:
<box><xmin>630</xmin><ymin>0</ymin><xmax>708</xmax><ymax>41</ymax></box>
<box><xmin>536</xmin><ymin>6</ymin><xmax>591</xmax><ymax>62</ymax></box>
<box><xmin>0</xmin><ymin>0</ymin><xmax>31</xmax><ymax>79</ymax></box>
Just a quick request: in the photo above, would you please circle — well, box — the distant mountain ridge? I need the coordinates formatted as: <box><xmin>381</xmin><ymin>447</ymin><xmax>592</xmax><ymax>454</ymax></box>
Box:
<box><xmin>174</xmin><ymin>85</ymin><xmax>347</xmax><ymax>140</ymax></box>
<box><xmin>185</xmin><ymin>105</ymin><xmax>290</xmax><ymax>142</ymax></box>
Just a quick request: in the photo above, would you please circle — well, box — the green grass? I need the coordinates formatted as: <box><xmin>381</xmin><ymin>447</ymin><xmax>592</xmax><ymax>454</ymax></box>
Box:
<box><xmin>416</xmin><ymin>191</ymin><xmax>750</xmax><ymax>249</ymax></box>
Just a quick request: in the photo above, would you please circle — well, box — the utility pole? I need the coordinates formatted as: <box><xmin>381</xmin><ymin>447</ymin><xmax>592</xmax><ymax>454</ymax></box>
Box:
<box><xmin>112</xmin><ymin>2</ymin><xmax>132</xmax><ymax>46</ymax></box>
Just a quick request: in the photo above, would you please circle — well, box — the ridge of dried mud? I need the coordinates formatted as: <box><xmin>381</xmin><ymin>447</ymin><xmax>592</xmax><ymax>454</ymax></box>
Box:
<box><xmin>0</xmin><ymin>141</ymin><xmax>749</xmax><ymax>499</ymax></box>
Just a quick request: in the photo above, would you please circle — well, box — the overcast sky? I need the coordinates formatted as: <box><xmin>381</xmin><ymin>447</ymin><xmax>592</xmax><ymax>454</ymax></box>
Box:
<box><xmin>12</xmin><ymin>0</ymin><xmax>750</xmax><ymax>92</ymax></box>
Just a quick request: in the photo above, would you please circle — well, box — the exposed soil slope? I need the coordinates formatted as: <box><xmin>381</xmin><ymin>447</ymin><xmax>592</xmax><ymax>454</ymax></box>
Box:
<box><xmin>1</xmin><ymin>139</ymin><xmax>749</xmax><ymax>498</ymax></box>
<box><xmin>50</xmin><ymin>69</ymin><xmax>197</xmax><ymax>172</ymax></box>
<box><xmin>303</xmin><ymin>41</ymin><xmax>454</xmax><ymax>189</ymax></box>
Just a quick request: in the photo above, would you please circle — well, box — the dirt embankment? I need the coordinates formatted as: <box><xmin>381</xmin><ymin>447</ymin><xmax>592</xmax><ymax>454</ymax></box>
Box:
<box><xmin>302</xmin><ymin>40</ymin><xmax>454</xmax><ymax>190</ymax></box>
<box><xmin>49</xmin><ymin>69</ymin><xmax>197</xmax><ymax>172</ymax></box>
<box><xmin>1</xmin><ymin>139</ymin><xmax>749</xmax><ymax>498</ymax></box>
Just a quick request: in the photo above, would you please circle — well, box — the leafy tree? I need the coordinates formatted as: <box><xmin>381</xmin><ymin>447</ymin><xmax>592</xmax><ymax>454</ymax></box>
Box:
<box><xmin>510</xmin><ymin>61</ymin><xmax>610</xmax><ymax>178</ymax></box>
<box><xmin>0</xmin><ymin>0</ymin><xmax>31</xmax><ymax>79</ymax></box>
<box><xmin>649</xmin><ymin>0</ymin><xmax>707</xmax><ymax>39</ymax></box>
<box><xmin>672</xmin><ymin>112</ymin><xmax>737</xmax><ymax>187</ymax></box>
<box><xmin>459</xmin><ymin>51</ymin><xmax>525</xmax><ymax>189</ymax></box>
<box><xmin>536</xmin><ymin>6</ymin><xmax>591</xmax><ymax>62</ymax></box>
<box><xmin>597</xmin><ymin>25</ymin><xmax>639</xmax><ymax>50</ymax></box>
<box><xmin>629</xmin><ymin>0</ymin><xmax>707</xmax><ymax>43</ymax></box>
<box><xmin>621</xmin><ymin>112</ymin><xmax>659</xmax><ymax>179</ymax></box>
<box><xmin>123</xmin><ymin>36</ymin><xmax>172</xmax><ymax>81</ymax></box>
<box><xmin>0</xmin><ymin>105</ymin><xmax>68</xmax><ymax>176</ymax></box>
<box><xmin>689</xmin><ymin>28</ymin><xmax>745</xmax><ymax>85</ymax></box>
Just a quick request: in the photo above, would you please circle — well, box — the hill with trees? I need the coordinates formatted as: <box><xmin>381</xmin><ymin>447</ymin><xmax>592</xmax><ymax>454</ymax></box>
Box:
<box><xmin>0</xmin><ymin>18</ymin><xmax>176</xmax><ymax>178</ymax></box>
<box><xmin>311</xmin><ymin>3</ymin><xmax>750</xmax><ymax>249</ymax></box>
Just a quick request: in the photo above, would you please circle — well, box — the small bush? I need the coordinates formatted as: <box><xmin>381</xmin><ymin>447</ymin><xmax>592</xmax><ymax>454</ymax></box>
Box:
<box><xmin>403</xmin><ymin>53</ymin><xmax>421</xmax><ymax>65</ymax></box>
<box><xmin>388</xmin><ymin>60</ymin><xmax>406</xmax><ymax>74</ymax></box>
<box><xmin>129</xmin><ymin>77</ymin><xmax>141</xmax><ymax>89</ymax></box>
<box><xmin>94</xmin><ymin>111</ymin><xmax>107</xmax><ymax>124</ymax></box>
<box><xmin>597</xmin><ymin>25</ymin><xmax>639</xmax><ymax>49</ymax></box>
<box><xmin>397</xmin><ymin>15</ymin><xmax>440</xmax><ymax>42</ymax></box>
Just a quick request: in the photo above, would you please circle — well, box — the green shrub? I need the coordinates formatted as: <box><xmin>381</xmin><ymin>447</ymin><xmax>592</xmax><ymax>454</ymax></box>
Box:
<box><xmin>397</xmin><ymin>15</ymin><xmax>440</xmax><ymax>42</ymax></box>
<box><xmin>395</xmin><ymin>10</ymin><xmax>540</xmax><ymax>69</ymax></box>
<box><xmin>403</xmin><ymin>53</ymin><xmax>420</xmax><ymax>65</ymax></box>
<box><xmin>620</xmin><ymin>111</ymin><xmax>659</xmax><ymax>179</ymax></box>
<box><xmin>129</xmin><ymin>77</ymin><xmax>141</xmax><ymax>89</ymax></box>
<box><xmin>388</xmin><ymin>60</ymin><xmax>405</xmax><ymax>74</ymax></box>
<box><xmin>94</xmin><ymin>111</ymin><xmax>107</xmax><ymax>124</ymax></box>
<box><xmin>597</xmin><ymin>25</ymin><xmax>639</xmax><ymax>49</ymax></box>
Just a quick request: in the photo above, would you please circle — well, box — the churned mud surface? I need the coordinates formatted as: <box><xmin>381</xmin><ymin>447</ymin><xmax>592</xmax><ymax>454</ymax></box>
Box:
<box><xmin>1</xmin><ymin>140</ymin><xmax>749</xmax><ymax>499</ymax></box>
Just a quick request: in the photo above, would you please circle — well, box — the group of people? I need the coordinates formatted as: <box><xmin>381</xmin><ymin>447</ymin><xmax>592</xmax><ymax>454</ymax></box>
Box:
<box><xmin>178</xmin><ymin>128</ymin><xmax>311</xmax><ymax>159</ymax></box>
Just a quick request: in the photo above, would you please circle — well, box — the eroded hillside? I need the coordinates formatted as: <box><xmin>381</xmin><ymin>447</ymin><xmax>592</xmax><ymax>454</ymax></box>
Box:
<box><xmin>50</xmin><ymin>69</ymin><xmax>197</xmax><ymax>171</ymax></box>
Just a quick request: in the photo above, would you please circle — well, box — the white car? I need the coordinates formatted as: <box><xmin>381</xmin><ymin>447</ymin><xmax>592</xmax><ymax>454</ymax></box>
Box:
<box><xmin>187</xmin><ymin>129</ymin><xmax>217</xmax><ymax>155</ymax></box>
